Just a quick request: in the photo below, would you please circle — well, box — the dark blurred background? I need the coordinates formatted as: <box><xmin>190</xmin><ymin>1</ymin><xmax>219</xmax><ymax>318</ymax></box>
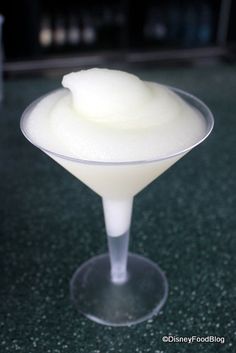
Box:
<box><xmin>1</xmin><ymin>2</ymin><xmax>236</xmax><ymax>351</ymax></box>
<box><xmin>0</xmin><ymin>0</ymin><xmax>235</xmax><ymax>76</ymax></box>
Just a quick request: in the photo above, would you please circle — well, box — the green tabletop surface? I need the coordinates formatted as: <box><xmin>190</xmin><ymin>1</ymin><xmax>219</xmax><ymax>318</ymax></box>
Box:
<box><xmin>0</xmin><ymin>64</ymin><xmax>235</xmax><ymax>352</ymax></box>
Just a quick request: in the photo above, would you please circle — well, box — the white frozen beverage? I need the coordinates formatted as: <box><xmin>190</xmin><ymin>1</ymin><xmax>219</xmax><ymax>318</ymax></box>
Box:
<box><xmin>22</xmin><ymin>68</ymin><xmax>207</xmax><ymax>236</ymax></box>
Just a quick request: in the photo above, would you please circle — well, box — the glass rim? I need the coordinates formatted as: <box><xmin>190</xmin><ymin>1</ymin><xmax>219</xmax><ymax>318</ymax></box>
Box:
<box><xmin>20</xmin><ymin>85</ymin><xmax>214</xmax><ymax>166</ymax></box>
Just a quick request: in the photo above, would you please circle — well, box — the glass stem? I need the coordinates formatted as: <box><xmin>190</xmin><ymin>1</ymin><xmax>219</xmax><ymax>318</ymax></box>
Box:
<box><xmin>108</xmin><ymin>230</ymin><xmax>130</xmax><ymax>284</ymax></box>
<box><xmin>102</xmin><ymin>198</ymin><xmax>133</xmax><ymax>284</ymax></box>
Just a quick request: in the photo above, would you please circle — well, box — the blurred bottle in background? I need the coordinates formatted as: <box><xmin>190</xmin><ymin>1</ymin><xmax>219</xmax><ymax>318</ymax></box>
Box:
<box><xmin>167</xmin><ymin>1</ymin><xmax>181</xmax><ymax>44</ymax></box>
<box><xmin>197</xmin><ymin>1</ymin><xmax>213</xmax><ymax>46</ymax></box>
<box><xmin>0</xmin><ymin>15</ymin><xmax>4</xmax><ymax>102</ymax></box>
<box><xmin>143</xmin><ymin>0</ymin><xmax>214</xmax><ymax>48</ymax></box>
<box><xmin>54</xmin><ymin>15</ymin><xmax>66</xmax><ymax>47</ymax></box>
<box><xmin>144</xmin><ymin>5</ymin><xmax>168</xmax><ymax>43</ymax></box>
<box><xmin>182</xmin><ymin>1</ymin><xmax>198</xmax><ymax>47</ymax></box>
<box><xmin>82</xmin><ymin>12</ymin><xmax>97</xmax><ymax>46</ymax></box>
<box><xmin>39</xmin><ymin>15</ymin><xmax>53</xmax><ymax>49</ymax></box>
<box><xmin>37</xmin><ymin>0</ymin><xmax>215</xmax><ymax>55</ymax></box>
<box><xmin>67</xmin><ymin>14</ymin><xmax>81</xmax><ymax>46</ymax></box>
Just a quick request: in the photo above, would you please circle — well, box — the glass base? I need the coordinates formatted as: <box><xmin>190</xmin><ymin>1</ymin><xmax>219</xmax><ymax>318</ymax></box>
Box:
<box><xmin>70</xmin><ymin>253</ymin><xmax>168</xmax><ymax>326</ymax></box>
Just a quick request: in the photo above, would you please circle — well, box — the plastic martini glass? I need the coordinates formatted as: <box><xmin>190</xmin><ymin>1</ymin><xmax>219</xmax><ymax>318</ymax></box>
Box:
<box><xmin>20</xmin><ymin>86</ymin><xmax>214</xmax><ymax>326</ymax></box>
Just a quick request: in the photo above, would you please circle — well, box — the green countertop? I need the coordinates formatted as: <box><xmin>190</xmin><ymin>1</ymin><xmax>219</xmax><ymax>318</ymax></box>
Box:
<box><xmin>0</xmin><ymin>64</ymin><xmax>235</xmax><ymax>352</ymax></box>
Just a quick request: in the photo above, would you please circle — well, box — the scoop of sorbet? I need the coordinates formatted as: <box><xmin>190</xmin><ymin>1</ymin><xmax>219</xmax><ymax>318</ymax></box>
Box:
<box><xmin>24</xmin><ymin>68</ymin><xmax>206</xmax><ymax>164</ymax></box>
<box><xmin>62</xmin><ymin>68</ymin><xmax>153</xmax><ymax>122</ymax></box>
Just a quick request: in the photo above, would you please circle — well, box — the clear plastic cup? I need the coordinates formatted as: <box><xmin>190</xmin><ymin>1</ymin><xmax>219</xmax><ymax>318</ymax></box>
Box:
<box><xmin>20</xmin><ymin>86</ymin><xmax>214</xmax><ymax>326</ymax></box>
